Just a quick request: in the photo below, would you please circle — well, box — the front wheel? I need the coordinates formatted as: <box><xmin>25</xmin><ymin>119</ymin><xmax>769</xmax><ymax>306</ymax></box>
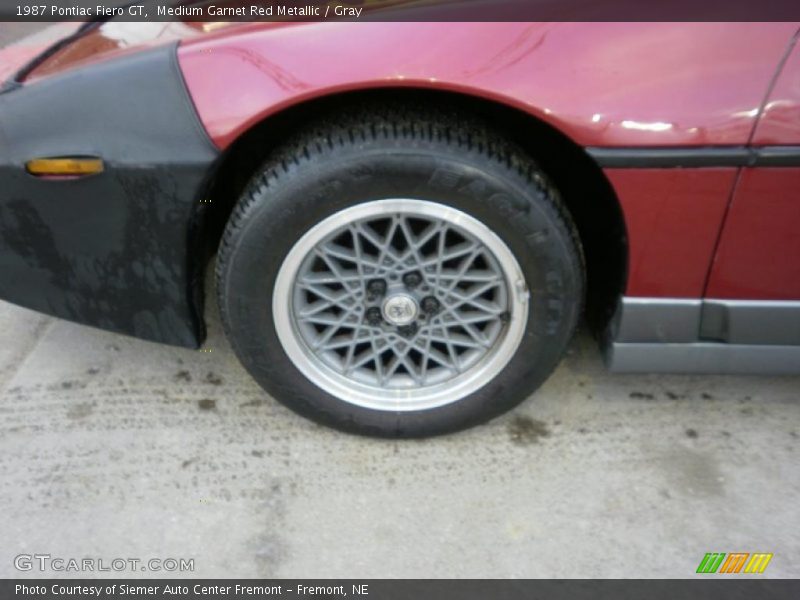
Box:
<box><xmin>216</xmin><ymin>107</ymin><xmax>584</xmax><ymax>437</ymax></box>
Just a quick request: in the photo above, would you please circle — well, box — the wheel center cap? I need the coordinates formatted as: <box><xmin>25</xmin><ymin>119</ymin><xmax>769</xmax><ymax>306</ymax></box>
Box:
<box><xmin>381</xmin><ymin>293</ymin><xmax>418</xmax><ymax>326</ymax></box>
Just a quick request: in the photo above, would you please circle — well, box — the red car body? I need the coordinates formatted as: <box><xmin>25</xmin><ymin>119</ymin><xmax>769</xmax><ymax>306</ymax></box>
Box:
<box><xmin>1</xmin><ymin>21</ymin><xmax>799</xmax><ymax>373</ymax></box>
<box><xmin>179</xmin><ymin>22</ymin><xmax>800</xmax><ymax>302</ymax></box>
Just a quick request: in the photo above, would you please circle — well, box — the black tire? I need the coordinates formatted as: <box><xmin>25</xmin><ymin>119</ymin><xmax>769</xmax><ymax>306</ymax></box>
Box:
<box><xmin>216</xmin><ymin>104</ymin><xmax>584</xmax><ymax>437</ymax></box>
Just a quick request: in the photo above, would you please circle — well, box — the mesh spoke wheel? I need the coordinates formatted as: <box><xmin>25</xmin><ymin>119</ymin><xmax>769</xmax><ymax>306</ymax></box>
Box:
<box><xmin>273</xmin><ymin>199</ymin><xmax>529</xmax><ymax>411</ymax></box>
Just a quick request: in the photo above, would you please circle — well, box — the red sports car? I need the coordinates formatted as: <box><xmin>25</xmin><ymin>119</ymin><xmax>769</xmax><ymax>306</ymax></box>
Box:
<box><xmin>1</xmin><ymin>20</ymin><xmax>798</xmax><ymax>436</ymax></box>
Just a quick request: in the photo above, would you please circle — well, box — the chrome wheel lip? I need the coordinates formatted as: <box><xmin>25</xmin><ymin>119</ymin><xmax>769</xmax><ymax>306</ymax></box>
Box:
<box><xmin>272</xmin><ymin>199</ymin><xmax>530</xmax><ymax>412</ymax></box>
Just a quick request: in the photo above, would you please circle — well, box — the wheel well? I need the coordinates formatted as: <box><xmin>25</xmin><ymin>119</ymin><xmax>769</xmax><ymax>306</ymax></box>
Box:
<box><xmin>198</xmin><ymin>88</ymin><xmax>627</xmax><ymax>335</ymax></box>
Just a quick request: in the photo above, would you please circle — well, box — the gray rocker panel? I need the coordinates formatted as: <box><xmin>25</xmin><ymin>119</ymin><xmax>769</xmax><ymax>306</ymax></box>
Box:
<box><xmin>607</xmin><ymin>342</ymin><xmax>800</xmax><ymax>374</ymax></box>
<box><xmin>605</xmin><ymin>296</ymin><xmax>800</xmax><ymax>374</ymax></box>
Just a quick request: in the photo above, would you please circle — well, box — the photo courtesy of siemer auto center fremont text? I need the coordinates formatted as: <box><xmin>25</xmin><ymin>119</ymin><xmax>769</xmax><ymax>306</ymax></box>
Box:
<box><xmin>0</xmin><ymin>0</ymin><xmax>798</xmax><ymax>596</ymax></box>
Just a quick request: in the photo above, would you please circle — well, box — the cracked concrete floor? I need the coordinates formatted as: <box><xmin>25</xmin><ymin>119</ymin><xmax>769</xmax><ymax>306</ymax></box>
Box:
<box><xmin>1</xmin><ymin>23</ymin><xmax>799</xmax><ymax>581</ymax></box>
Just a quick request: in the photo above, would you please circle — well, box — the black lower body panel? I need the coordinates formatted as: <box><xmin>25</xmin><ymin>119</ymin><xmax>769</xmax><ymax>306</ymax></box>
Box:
<box><xmin>0</xmin><ymin>43</ymin><xmax>219</xmax><ymax>347</ymax></box>
<box><xmin>0</xmin><ymin>162</ymin><xmax>210</xmax><ymax>347</ymax></box>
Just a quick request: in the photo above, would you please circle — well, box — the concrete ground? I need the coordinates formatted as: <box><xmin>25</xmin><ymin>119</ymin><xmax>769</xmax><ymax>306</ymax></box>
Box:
<box><xmin>1</xmin><ymin>24</ymin><xmax>799</xmax><ymax>580</ymax></box>
<box><xmin>1</xmin><ymin>290</ymin><xmax>799</xmax><ymax>579</ymax></box>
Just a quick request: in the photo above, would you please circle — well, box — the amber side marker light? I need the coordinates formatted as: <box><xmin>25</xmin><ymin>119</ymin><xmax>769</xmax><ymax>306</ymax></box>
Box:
<box><xmin>26</xmin><ymin>157</ymin><xmax>104</xmax><ymax>177</ymax></box>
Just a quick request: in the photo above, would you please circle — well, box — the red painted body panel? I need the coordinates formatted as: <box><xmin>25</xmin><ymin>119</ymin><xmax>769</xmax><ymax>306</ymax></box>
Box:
<box><xmin>177</xmin><ymin>22</ymin><xmax>797</xmax><ymax>151</ymax></box>
<box><xmin>705</xmin><ymin>168</ymin><xmax>800</xmax><ymax>300</ymax></box>
<box><xmin>709</xmin><ymin>45</ymin><xmax>800</xmax><ymax>301</ymax></box>
<box><xmin>751</xmin><ymin>36</ymin><xmax>800</xmax><ymax>145</ymax></box>
<box><xmin>605</xmin><ymin>169</ymin><xmax>737</xmax><ymax>298</ymax></box>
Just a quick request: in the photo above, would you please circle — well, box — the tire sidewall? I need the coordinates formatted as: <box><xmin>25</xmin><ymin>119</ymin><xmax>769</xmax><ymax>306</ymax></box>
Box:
<box><xmin>220</xmin><ymin>142</ymin><xmax>583</xmax><ymax>437</ymax></box>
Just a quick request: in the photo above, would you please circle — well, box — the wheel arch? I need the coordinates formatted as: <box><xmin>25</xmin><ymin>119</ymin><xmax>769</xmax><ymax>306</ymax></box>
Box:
<box><xmin>195</xmin><ymin>87</ymin><xmax>627</xmax><ymax>336</ymax></box>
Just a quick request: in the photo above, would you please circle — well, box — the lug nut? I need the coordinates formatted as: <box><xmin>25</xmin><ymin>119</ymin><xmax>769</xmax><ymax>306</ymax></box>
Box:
<box><xmin>421</xmin><ymin>296</ymin><xmax>440</xmax><ymax>315</ymax></box>
<box><xmin>402</xmin><ymin>271</ymin><xmax>422</xmax><ymax>289</ymax></box>
<box><xmin>366</xmin><ymin>278</ymin><xmax>387</xmax><ymax>300</ymax></box>
<box><xmin>397</xmin><ymin>322</ymin><xmax>418</xmax><ymax>339</ymax></box>
<box><xmin>365</xmin><ymin>306</ymin><xmax>383</xmax><ymax>326</ymax></box>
